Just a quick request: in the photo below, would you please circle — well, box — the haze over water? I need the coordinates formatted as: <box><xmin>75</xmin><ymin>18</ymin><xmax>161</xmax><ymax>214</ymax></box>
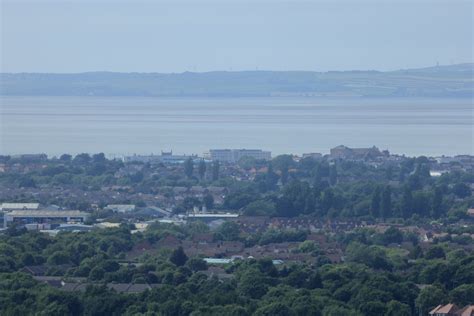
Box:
<box><xmin>0</xmin><ymin>97</ymin><xmax>472</xmax><ymax>157</ymax></box>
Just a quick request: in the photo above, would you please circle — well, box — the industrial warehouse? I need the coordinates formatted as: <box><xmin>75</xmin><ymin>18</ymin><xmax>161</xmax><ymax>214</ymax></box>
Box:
<box><xmin>3</xmin><ymin>210</ymin><xmax>89</xmax><ymax>227</ymax></box>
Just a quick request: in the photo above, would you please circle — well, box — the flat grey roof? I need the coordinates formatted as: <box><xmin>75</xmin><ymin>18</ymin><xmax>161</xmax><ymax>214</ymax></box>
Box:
<box><xmin>1</xmin><ymin>203</ymin><xmax>40</xmax><ymax>210</ymax></box>
<box><xmin>6</xmin><ymin>210</ymin><xmax>89</xmax><ymax>218</ymax></box>
<box><xmin>187</xmin><ymin>213</ymin><xmax>239</xmax><ymax>218</ymax></box>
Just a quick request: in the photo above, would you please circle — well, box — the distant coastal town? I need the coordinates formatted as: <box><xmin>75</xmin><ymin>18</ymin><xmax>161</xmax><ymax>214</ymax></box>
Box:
<box><xmin>1</xmin><ymin>0</ymin><xmax>473</xmax><ymax>313</ymax></box>
<box><xmin>0</xmin><ymin>145</ymin><xmax>473</xmax><ymax>315</ymax></box>
<box><xmin>1</xmin><ymin>144</ymin><xmax>472</xmax><ymax>232</ymax></box>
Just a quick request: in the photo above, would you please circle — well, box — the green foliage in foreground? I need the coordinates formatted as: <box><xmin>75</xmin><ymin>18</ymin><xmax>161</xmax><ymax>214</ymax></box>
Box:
<box><xmin>0</xmin><ymin>222</ymin><xmax>472</xmax><ymax>316</ymax></box>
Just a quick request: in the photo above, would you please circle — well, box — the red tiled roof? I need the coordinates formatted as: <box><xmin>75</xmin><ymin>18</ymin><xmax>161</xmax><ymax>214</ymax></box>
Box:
<box><xmin>430</xmin><ymin>304</ymin><xmax>458</xmax><ymax>315</ymax></box>
<box><xmin>459</xmin><ymin>306</ymin><xmax>474</xmax><ymax>316</ymax></box>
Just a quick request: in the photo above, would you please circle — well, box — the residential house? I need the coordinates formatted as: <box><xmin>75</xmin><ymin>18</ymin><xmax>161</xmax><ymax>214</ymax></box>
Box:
<box><xmin>430</xmin><ymin>304</ymin><xmax>474</xmax><ymax>316</ymax></box>
<box><xmin>458</xmin><ymin>306</ymin><xmax>474</xmax><ymax>316</ymax></box>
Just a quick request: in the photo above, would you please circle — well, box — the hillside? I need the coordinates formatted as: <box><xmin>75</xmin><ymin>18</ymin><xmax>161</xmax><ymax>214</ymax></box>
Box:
<box><xmin>1</xmin><ymin>63</ymin><xmax>472</xmax><ymax>97</ymax></box>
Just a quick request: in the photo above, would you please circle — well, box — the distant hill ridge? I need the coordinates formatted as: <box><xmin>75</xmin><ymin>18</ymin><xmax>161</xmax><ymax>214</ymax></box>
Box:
<box><xmin>1</xmin><ymin>63</ymin><xmax>472</xmax><ymax>97</ymax></box>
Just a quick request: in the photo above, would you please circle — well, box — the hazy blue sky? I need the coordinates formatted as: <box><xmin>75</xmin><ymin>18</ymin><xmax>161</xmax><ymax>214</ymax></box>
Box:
<box><xmin>1</xmin><ymin>0</ymin><xmax>472</xmax><ymax>73</ymax></box>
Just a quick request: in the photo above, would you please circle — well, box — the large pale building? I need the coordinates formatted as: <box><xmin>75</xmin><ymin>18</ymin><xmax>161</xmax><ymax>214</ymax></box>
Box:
<box><xmin>105</xmin><ymin>204</ymin><xmax>136</xmax><ymax>213</ymax></box>
<box><xmin>4</xmin><ymin>210</ymin><xmax>89</xmax><ymax>227</ymax></box>
<box><xmin>206</xmin><ymin>149</ymin><xmax>271</xmax><ymax>163</ymax></box>
<box><xmin>1</xmin><ymin>203</ymin><xmax>40</xmax><ymax>211</ymax></box>
<box><xmin>123</xmin><ymin>151</ymin><xmax>197</xmax><ymax>164</ymax></box>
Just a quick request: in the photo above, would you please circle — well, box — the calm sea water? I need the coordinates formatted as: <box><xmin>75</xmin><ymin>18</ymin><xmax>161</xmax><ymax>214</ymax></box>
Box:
<box><xmin>0</xmin><ymin>96</ymin><xmax>472</xmax><ymax>157</ymax></box>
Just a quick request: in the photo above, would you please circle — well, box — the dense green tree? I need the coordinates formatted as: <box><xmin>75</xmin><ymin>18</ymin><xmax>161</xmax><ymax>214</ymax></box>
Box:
<box><xmin>89</xmin><ymin>267</ymin><xmax>105</xmax><ymax>280</ymax></box>
<box><xmin>280</xmin><ymin>166</ymin><xmax>289</xmax><ymax>185</ymax></box>
<box><xmin>314</xmin><ymin>161</ymin><xmax>330</xmax><ymax>183</ymax></box>
<box><xmin>258</xmin><ymin>229</ymin><xmax>307</xmax><ymax>245</ymax></box>
<box><xmin>385</xmin><ymin>300</ymin><xmax>411</xmax><ymax>316</ymax></box>
<box><xmin>203</xmin><ymin>194</ymin><xmax>214</xmax><ymax>210</ymax></box>
<box><xmin>412</xmin><ymin>191</ymin><xmax>431</xmax><ymax>217</ymax></box>
<box><xmin>416</xmin><ymin>286</ymin><xmax>447</xmax><ymax>316</ymax></box>
<box><xmin>215</xmin><ymin>221</ymin><xmax>240</xmax><ymax>241</ymax></box>
<box><xmin>272</xmin><ymin>155</ymin><xmax>294</xmax><ymax>172</ymax></box>
<box><xmin>265</xmin><ymin>163</ymin><xmax>279</xmax><ymax>191</ymax></box>
<box><xmin>382</xmin><ymin>227</ymin><xmax>403</xmax><ymax>244</ymax></box>
<box><xmin>359</xmin><ymin>301</ymin><xmax>386</xmax><ymax>316</ymax></box>
<box><xmin>185</xmin><ymin>221</ymin><xmax>210</xmax><ymax>236</ymax></box>
<box><xmin>129</xmin><ymin>171</ymin><xmax>144</xmax><ymax>183</ymax></box>
<box><xmin>452</xmin><ymin>259</ymin><xmax>474</xmax><ymax>288</ymax></box>
<box><xmin>47</xmin><ymin>251</ymin><xmax>70</xmax><ymax>265</ymax></box>
<box><xmin>92</xmin><ymin>153</ymin><xmax>106</xmax><ymax>163</ymax></box>
<box><xmin>272</xmin><ymin>155</ymin><xmax>293</xmax><ymax>185</ymax></box>
<box><xmin>329</xmin><ymin>164</ymin><xmax>338</xmax><ymax>186</ymax></box>
<box><xmin>371</xmin><ymin>186</ymin><xmax>381</xmax><ymax>218</ymax></box>
<box><xmin>449</xmin><ymin>284</ymin><xmax>474</xmax><ymax>306</ymax></box>
<box><xmin>452</xmin><ymin>183</ymin><xmax>471</xmax><ymax>198</ymax></box>
<box><xmin>431</xmin><ymin>186</ymin><xmax>444</xmax><ymax>218</ymax></box>
<box><xmin>385</xmin><ymin>166</ymin><xmax>393</xmax><ymax>180</ymax></box>
<box><xmin>381</xmin><ymin>185</ymin><xmax>392</xmax><ymax>220</ymax></box>
<box><xmin>21</xmin><ymin>252</ymin><xmax>36</xmax><ymax>266</ymax></box>
<box><xmin>409</xmin><ymin>245</ymin><xmax>423</xmax><ymax>259</ymax></box>
<box><xmin>243</xmin><ymin>200</ymin><xmax>276</xmax><ymax>216</ymax></box>
<box><xmin>238</xmin><ymin>270</ymin><xmax>268</xmax><ymax>299</ymax></box>
<box><xmin>298</xmin><ymin>240</ymin><xmax>318</xmax><ymax>253</ymax></box>
<box><xmin>170</xmin><ymin>246</ymin><xmax>188</xmax><ymax>267</ymax></box>
<box><xmin>321</xmin><ymin>189</ymin><xmax>334</xmax><ymax>215</ymax></box>
<box><xmin>212</xmin><ymin>161</ymin><xmax>220</xmax><ymax>181</ymax></box>
<box><xmin>59</xmin><ymin>154</ymin><xmax>72</xmax><ymax>162</ymax></box>
<box><xmin>254</xmin><ymin>302</ymin><xmax>294</xmax><ymax>316</ymax></box>
<box><xmin>425</xmin><ymin>245</ymin><xmax>445</xmax><ymax>259</ymax></box>
<box><xmin>345</xmin><ymin>242</ymin><xmax>392</xmax><ymax>270</ymax></box>
<box><xmin>224</xmin><ymin>192</ymin><xmax>257</xmax><ymax>210</ymax></box>
<box><xmin>400</xmin><ymin>187</ymin><xmax>413</xmax><ymax>218</ymax></box>
<box><xmin>322</xmin><ymin>306</ymin><xmax>361</xmax><ymax>316</ymax></box>
<box><xmin>73</xmin><ymin>153</ymin><xmax>91</xmax><ymax>164</ymax></box>
<box><xmin>276</xmin><ymin>180</ymin><xmax>316</xmax><ymax>217</ymax></box>
<box><xmin>198</xmin><ymin>160</ymin><xmax>206</xmax><ymax>180</ymax></box>
<box><xmin>181</xmin><ymin>197</ymin><xmax>202</xmax><ymax>212</ymax></box>
<box><xmin>184</xmin><ymin>158</ymin><xmax>194</xmax><ymax>178</ymax></box>
<box><xmin>18</xmin><ymin>176</ymin><xmax>36</xmax><ymax>188</ymax></box>
<box><xmin>185</xmin><ymin>258</ymin><xmax>208</xmax><ymax>272</ymax></box>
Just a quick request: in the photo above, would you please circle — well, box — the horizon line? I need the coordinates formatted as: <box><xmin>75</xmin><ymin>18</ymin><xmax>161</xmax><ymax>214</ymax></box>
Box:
<box><xmin>1</xmin><ymin>62</ymin><xmax>472</xmax><ymax>75</ymax></box>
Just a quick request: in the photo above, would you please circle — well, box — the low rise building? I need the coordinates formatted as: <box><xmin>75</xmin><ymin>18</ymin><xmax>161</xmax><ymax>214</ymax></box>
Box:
<box><xmin>4</xmin><ymin>210</ymin><xmax>89</xmax><ymax>227</ymax></box>
<box><xmin>302</xmin><ymin>153</ymin><xmax>323</xmax><ymax>160</ymax></box>
<box><xmin>106</xmin><ymin>204</ymin><xmax>136</xmax><ymax>213</ymax></box>
<box><xmin>123</xmin><ymin>151</ymin><xmax>197</xmax><ymax>164</ymax></box>
<box><xmin>1</xmin><ymin>202</ymin><xmax>40</xmax><ymax>211</ymax></box>
<box><xmin>430</xmin><ymin>304</ymin><xmax>474</xmax><ymax>316</ymax></box>
<box><xmin>206</xmin><ymin>149</ymin><xmax>271</xmax><ymax>163</ymax></box>
<box><xmin>186</xmin><ymin>212</ymin><xmax>239</xmax><ymax>223</ymax></box>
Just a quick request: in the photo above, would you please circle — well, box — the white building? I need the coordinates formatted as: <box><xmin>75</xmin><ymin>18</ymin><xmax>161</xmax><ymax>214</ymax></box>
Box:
<box><xmin>4</xmin><ymin>210</ymin><xmax>89</xmax><ymax>227</ymax></box>
<box><xmin>123</xmin><ymin>151</ymin><xmax>197</xmax><ymax>164</ymax></box>
<box><xmin>1</xmin><ymin>203</ymin><xmax>40</xmax><ymax>211</ymax></box>
<box><xmin>105</xmin><ymin>204</ymin><xmax>136</xmax><ymax>213</ymax></box>
<box><xmin>302</xmin><ymin>153</ymin><xmax>323</xmax><ymax>160</ymax></box>
<box><xmin>206</xmin><ymin>149</ymin><xmax>271</xmax><ymax>163</ymax></box>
